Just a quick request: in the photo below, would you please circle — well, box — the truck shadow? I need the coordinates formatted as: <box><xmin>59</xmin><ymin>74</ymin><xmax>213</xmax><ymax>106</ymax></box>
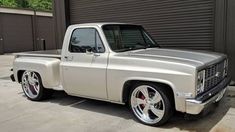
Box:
<box><xmin>40</xmin><ymin>89</ymin><xmax>235</xmax><ymax>132</ymax></box>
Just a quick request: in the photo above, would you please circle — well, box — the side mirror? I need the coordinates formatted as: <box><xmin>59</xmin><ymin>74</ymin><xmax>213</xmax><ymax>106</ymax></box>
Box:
<box><xmin>85</xmin><ymin>47</ymin><xmax>100</xmax><ymax>56</ymax></box>
<box><xmin>86</xmin><ymin>48</ymin><xmax>93</xmax><ymax>54</ymax></box>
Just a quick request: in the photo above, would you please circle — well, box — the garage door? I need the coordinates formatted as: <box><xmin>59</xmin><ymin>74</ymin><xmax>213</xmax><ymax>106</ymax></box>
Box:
<box><xmin>69</xmin><ymin>0</ymin><xmax>215</xmax><ymax>50</ymax></box>
<box><xmin>1</xmin><ymin>14</ymin><xmax>34</xmax><ymax>53</ymax></box>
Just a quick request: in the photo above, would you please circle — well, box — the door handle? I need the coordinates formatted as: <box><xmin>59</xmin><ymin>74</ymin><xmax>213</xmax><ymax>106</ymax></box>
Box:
<box><xmin>64</xmin><ymin>56</ymin><xmax>73</xmax><ymax>61</ymax></box>
<box><xmin>94</xmin><ymin>53</ymin><xmax>100</xmax><ymax>57</ymax></box>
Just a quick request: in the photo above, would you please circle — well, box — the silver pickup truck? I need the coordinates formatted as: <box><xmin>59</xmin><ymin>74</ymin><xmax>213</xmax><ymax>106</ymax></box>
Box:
<box><xmin>11</xmin><ymin>23</ymin><xmax>230</xmax><ymax>126</ymax></box>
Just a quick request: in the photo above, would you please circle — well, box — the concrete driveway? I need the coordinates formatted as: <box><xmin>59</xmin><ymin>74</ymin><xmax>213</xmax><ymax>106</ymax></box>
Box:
<box><xmin>0</xmin><ymin>54</ymin><xmax>235</xmax><ymax>132</ymax></box>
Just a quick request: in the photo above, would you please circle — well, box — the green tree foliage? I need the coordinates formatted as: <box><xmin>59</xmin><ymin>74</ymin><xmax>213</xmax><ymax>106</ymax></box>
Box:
<box><xmin>0</xmin><ymin>0</ymin><xmax>18</xmax><ymax>7</ymax></box>
<box><xmin>0</xmin><ymin>0</ymin><xmax>52</xmax><ymax>11</ymax></box>
<box><xmin>15</xmin><ymin>0</ymin><xmax>30</xmax><ymax>8</ymax></box>
<box><xmin>28</xmin><ymin>0</ymin><xmax>52</xmax><ymax>11</ymax></box>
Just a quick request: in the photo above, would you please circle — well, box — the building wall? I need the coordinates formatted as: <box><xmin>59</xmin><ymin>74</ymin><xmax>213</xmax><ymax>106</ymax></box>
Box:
<box><xmin>0</xmin><ymin>13</ymin><xmax>34</xmax><ymax>53</ymax></box>
<box><xmin>36</xmin><ymin>16</ymin><xmax>56</xmax><ymax>50</ymax></box>
<box><xmin>53</xmin><ymin>0</ymin><xmax>235</xmax><ymax>81</ymax></box>
<box><xmin>0</xmin><ymin>7</ymin><xmax>56</xmax><ymax>54</ymax></box>
<box><xmin>52</xmin><ymin>0</ymin><xmax>67</xmax><ymax>49</ymax></box>
<box><xmin>226</xmin><ymin>0</ymin><xmax>235</xmax><ymax>81</ymax></box>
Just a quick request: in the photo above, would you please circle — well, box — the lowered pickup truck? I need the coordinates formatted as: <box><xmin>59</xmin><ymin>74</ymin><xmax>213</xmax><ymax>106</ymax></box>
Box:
<box><xmin>11</xmin><ymin>23</ymin><xmax>230</xmax><ymax>126</ymax></box>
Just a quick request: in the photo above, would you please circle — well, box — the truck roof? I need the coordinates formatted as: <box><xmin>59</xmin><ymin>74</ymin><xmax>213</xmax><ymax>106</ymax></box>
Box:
<box><xmin>69</xmin><ymin>22</ymin><xmax>139</xmax><ymax>27</ymax></box>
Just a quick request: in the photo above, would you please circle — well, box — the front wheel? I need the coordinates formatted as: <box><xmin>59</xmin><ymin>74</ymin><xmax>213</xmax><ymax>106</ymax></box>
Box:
<box><xmin>129</xmin><ymin>83</ymin><xmax>173</xmax><ymax>126</ymax></box>
<box><xmin>21</xmin><ymin>71</ymin><xmax>53</xmax><ymax>101</ymax></box>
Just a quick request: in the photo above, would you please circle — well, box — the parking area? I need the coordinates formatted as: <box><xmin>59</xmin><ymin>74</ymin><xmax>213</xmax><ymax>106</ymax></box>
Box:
<box><xmin>0</xmin><ymin>54</ymin><xmax>235</xmax><ymax>132</ymax></box>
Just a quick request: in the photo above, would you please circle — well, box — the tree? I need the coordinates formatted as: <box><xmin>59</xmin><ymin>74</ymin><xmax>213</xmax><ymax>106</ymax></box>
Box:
<box><xmin>0</xmin><ymin>0</ymin><xmax>52</xmax><ymax>11</ymax></box>
<box><xmin>28</xmin><ymin>0</ymin><xmax>52</xmax><ymax>11</ymax></box>
<box><xmin>16</xmin><ymin>0</ymin><xmax>30</xmax><ymax>8</ymax></box>
<box><xmin>0</xmin><ymin>0</ymin><xmax>18</xmax><ymax>8</ymax></box>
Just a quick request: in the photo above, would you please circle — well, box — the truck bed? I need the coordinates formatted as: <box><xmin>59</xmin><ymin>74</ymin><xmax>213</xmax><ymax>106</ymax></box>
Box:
<box><xmin>14</xmin><ymin>49</ymin><xmax>61</xmax><ymax>58</ymax></box>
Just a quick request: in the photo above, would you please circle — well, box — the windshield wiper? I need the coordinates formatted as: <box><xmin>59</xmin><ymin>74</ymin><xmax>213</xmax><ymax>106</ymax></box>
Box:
<box><xmin>115</xmin><ymin>46</ymin><xmax>146</xmax><ymax>52</ymax></box>
<box><xmin>135</xmin><ymin>42</ymin><xmax>147</xmax><ymax>48</ymax></box>
<box><xmin>148</xmin><ymin>44</ymin><xmax>160</xmax><ymax>48</ymax></box>
<box><xmin>137</xmin><ymin>42</ymin><xmax>160</xmax><ymax>48</ymax></box>
<box><xmin>115</xmin><ymin>48</ymin><xmax>133</xmax><ymax>52</ymax></box>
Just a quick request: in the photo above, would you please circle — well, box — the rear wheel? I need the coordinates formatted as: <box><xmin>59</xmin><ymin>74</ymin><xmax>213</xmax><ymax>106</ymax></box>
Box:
<box><xmin>21</xmin><ymin>71</ymin><xmax>53</xmax><ymax>101</ymax></box>
<box><xmin>129</xmin><ymin>83</ymin><xmax>173</xmax><ymax>126</ymax></box>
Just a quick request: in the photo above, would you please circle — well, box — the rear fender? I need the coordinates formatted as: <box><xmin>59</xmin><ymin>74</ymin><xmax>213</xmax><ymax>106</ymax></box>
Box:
<box><xmin>13</xmin><ymin>57</ymin><xmax>60</xmax><ymax>88</ymax></box>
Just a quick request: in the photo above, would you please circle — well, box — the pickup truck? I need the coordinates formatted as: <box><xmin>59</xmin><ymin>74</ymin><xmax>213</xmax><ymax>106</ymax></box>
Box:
<box><xmin>11</xmin><ymin>23</ymin><xmax>231</xmax><ymax>126</ymax></box>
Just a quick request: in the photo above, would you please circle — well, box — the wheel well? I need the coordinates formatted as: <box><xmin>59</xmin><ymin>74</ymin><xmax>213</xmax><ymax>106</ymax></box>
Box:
<box><xmin>17</xmin><ymin>70</ymin><xmax>46</xmax><ymax>88</ymax></box>
<box><xmin>17</xmin><ymin>70</ymin><xmax>25</xmax><ymax>83</ymax></box>
<box><xmin>122</xmin><ymin>80</ymin><xmax>175</xmax><ymax>107</ymax></box>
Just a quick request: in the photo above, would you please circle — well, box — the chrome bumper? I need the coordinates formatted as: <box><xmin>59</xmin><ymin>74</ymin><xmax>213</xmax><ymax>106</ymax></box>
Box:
<box><xmin>186</xmin><ymin>76</ymin><xmax>231</xmax><ymax>115</ymax></box>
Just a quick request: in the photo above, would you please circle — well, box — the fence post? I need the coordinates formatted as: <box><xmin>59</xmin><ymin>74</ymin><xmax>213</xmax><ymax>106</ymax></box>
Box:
<box><xmin>41</xmin><ymin>39</ymin><xmax>46</xmax><ymax>50</ymax></box>
<box><xmin>32</xmin><ymin>10</ymin><xmax>37</xmax><ymax>51</ymax></box>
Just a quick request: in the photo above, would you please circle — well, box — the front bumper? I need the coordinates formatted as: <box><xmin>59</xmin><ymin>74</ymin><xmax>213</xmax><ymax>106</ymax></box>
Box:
<box><xmin>186</xmin><ymin>76</ymin><xmax>231</xmax><ymax>115</ymax></box>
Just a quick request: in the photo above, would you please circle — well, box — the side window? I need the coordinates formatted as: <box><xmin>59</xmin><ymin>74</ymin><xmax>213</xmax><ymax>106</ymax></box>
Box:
<box><xmin>96</xmin><ymin>31</ymin><xmax>105</xmax><ymax>53</ymax></box>
<box><xmin>69</xmin><ymin>28</ymin><xmax>105</xmax><ymax>53</ymax></box>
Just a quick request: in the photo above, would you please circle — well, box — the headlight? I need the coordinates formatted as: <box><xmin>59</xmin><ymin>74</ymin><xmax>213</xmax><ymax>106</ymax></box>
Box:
<box><xmin>196</xmin><ymin>70</ymin><xmax>205</xmax><ymax>95</ymax></box>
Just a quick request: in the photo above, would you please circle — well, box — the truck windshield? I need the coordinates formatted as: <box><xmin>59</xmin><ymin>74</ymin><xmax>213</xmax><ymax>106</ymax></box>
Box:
<box><xmin>102</xmin><ymin>25</ymin><xmax>159</xmax><ymax>52</ymax></box>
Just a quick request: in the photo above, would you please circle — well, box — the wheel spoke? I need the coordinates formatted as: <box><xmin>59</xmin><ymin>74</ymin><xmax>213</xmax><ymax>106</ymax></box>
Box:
<box><xmin>140</xmin><ymin>87</ymin><xmax>149</xmax><ymax>99</ymax></box>
<box><xmin>33</xmin><ymin>85</ymin><xmax>39</xmax><ymax>93</ymax></box>
<box><xmin>26</xmin><ymin>72</ymin><xmax>31</xmax><ymax>78</ymax></box>
<box><xmin>27</xmin><ymin>84</ymin><xmax>34</xmax><ymax>96</ymax></box>
<box><xmin>151</xmin><ymin>92</ymin><xmax>161</xmax><ymax>104</ymax></box>
<box><xmin>33</xmin><ymin>73</ymin><xmax>39</xmax><ymax>82</ymax></box>
<box><xmin>32</xmin><ymin>78</ymin><xmax>38</xmax><ymax>84</ymax></box>
<box><xmin>150</xmin><ymin>107</ymin><xmax>164</xmax><ymax>118</ymax></box>
<box><xmin>32</xmin><ymin>72</ymin><xmax>36</xmax><ymax>78</ymax></box>
<box><xmin>136</xmin><ymin>98</ymin><xmax>146</xmax><ymax>105</ymax></box>
<box><xmin>142</xmin><ymin>104</ymin><xmax>150</xmax><ymax>117</ymax></box>
<box><xmin>31</xmin><ymin>73</ymin><xmax>36</xmax><ymax>80</ymax></box>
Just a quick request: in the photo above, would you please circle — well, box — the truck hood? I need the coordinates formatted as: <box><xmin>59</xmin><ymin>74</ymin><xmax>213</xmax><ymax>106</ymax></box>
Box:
<box><xmin>126</xmin><ymin>48</ymin><xmax>226</xmax><ymax>68</ymax></box>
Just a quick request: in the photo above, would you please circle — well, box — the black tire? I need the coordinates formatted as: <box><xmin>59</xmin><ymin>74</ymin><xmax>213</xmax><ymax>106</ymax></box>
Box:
<box><xmin>128</xmin><ymin>82</ymin><xmax>173</xmax><ymax>126</ymax></box>
<box><xmin>21</xmin><ymin>71</ymin><xmax>53</xmax><ymax>101</ymax></box>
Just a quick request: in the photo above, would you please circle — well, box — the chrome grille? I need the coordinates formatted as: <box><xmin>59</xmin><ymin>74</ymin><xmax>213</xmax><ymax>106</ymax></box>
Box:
<box><xmin>204</xmin><ymin>59</ymin><xmax>226</xmax><ymax>92</ymax></box>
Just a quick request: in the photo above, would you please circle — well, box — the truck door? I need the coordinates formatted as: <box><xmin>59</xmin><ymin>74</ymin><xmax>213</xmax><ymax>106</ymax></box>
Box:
<box><xmin>61</xmin><ymin>28</ymin><xmax>108</xmax><ymax>99</ymax></box>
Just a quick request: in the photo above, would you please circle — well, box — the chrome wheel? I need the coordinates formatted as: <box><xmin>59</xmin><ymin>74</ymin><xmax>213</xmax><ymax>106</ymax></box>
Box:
<box><xmin>22</xmin><ymin>71</ymin><xmax>40</xmax><ymax>99</ymax></box>
<box><xmin>131</xmin><ymin>85</ymin><xmax>165</xmax><ymax>124</ymax></box>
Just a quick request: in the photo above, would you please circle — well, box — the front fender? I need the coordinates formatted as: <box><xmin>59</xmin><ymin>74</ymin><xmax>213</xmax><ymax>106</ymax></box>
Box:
<box><xmin>120</xmin><ymin>77</ymin><xmax>188</xmax><ymax>113</ymax></box>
